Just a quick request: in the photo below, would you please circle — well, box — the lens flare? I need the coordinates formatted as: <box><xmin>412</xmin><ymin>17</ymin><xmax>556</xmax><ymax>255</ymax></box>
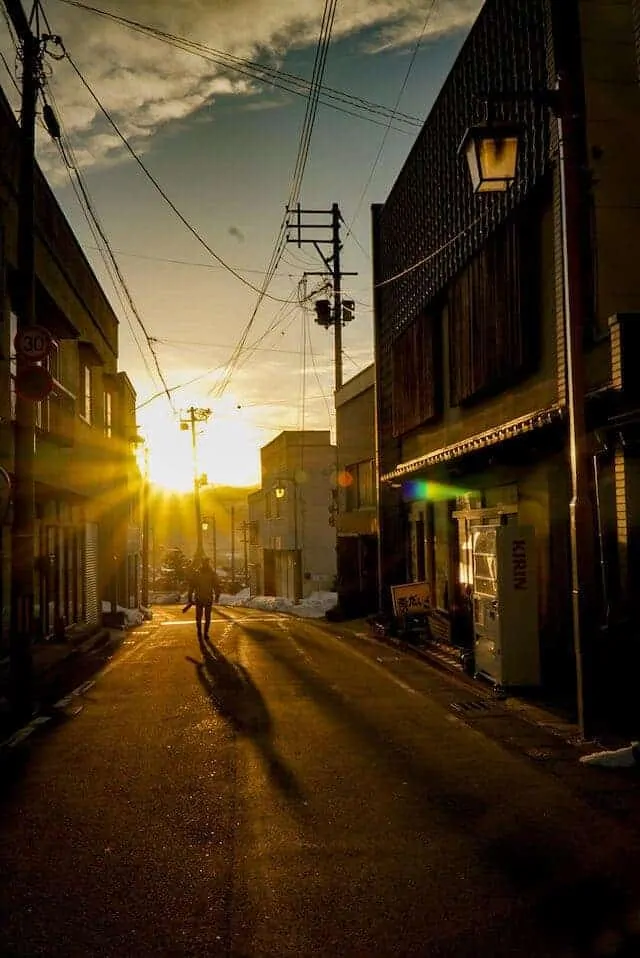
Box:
<box><xmin>401</xmin><ymin>479</ymin><xmax>476</xmax><ymax>501</ymax></box>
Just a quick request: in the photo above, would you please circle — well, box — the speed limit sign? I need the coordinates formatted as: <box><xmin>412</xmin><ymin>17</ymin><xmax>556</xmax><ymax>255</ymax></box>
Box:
<box><xmin>14</xmin><ymin>324</ymin><xmax>52</xmax><ymax>362</ymax></box>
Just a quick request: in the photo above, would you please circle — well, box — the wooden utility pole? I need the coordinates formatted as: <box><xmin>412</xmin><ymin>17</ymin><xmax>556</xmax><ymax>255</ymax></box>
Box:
<box><xmin>230</xmin><ymin>506</ymin><xmax>236</xmax><ymax>587</ymax></box>
<box><xmin>241</xmin><ymin>521</ymin><xmax>249</xmax><ymax>584</ymax></box>
<box><xmin>180</xmin><ymin>406</ymin><xmax>210</xmax><ymax>559</ymax></box>
<box><xmin>286</xmin><ymin>202</ymin><xmax>357</xmax><ymax>391</ymax></box>
<box><xmin>5</xmin><ymin>0</ymin><xmax>40</xmax><ymax>722</ymax></box>
<box><xmin>141</xmin><ymin>445</ymin><xmax>149</xmax><ymax>607</ymax></box>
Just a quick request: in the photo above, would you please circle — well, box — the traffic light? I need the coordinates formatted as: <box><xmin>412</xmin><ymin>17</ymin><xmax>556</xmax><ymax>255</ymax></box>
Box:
<box><xmin>314</xmin><ymin>299</ymin><xmax>332</xmax><ymax>328</ymax></box>
<box><xmin>342</xmin><ymin>300</ymin><xmax>355</xmax><ymax>323</ymax></box>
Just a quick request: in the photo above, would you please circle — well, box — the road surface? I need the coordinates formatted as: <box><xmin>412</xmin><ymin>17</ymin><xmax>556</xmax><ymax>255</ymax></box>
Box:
<box><xmin>1</xmin><ymin>605</ymin><xmax>640</xmax><ymax>956</ymax></box>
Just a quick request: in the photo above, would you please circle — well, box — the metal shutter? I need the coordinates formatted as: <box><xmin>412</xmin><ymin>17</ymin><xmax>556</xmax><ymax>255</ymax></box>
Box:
<box><xmin>84</xmin><ymin>522</ymin><xmax>99</xmax><ymax>624</ymax></box>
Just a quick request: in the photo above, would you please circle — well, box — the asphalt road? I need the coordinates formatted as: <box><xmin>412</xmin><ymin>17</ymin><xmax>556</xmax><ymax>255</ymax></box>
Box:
<box><xmin>2</xmin><ymin>606</ymin><xmax>640</xmax><ymax>957</ymax></box>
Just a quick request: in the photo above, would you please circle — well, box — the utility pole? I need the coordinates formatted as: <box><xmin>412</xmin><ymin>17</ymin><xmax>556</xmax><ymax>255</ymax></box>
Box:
<box><xmin>230</xmin><ymin>506</ymin><xmax>236</xmax><ymax>587</ymax></box>
<box><xmin>180</xmin><ymin>406</ymin><xmax>211</xmax><ymax>559</ymax></box>
<box><xmin>286</xmin><ymin>202</ymin><xmax>357</xmax><ymax>391</ymax></box>
<box><xmin>5</xmin><ymin>0</ymin><xmax>40</xmax><ymax>722</ymax></box>
<box><xmin>141</xmin><ymin>445</ymin><xmax>149</xmax><ymax>608</ymax></box>
<box><xmin>241</xmin><ymin>521</ymin><xmax>249</xmax><ymax>584</ymax></box>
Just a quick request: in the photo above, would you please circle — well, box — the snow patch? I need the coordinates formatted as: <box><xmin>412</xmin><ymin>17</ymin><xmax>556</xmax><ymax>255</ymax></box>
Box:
<box><xmin>218</xmin><ymin>590</ymin><xmax>337</xmax><ymax>619</ymax></box>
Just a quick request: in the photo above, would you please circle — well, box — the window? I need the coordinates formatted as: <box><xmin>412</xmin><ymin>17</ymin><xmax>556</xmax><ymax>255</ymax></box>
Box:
<box><xmin>264</xmin><ymin>493</ymin><xmax>272</xmax><ymax>519</ymax></box>
<box><xmin>81</xmin><ymin>364</ymin><xmax>92</xmax><ymax>423</ymax></box>
<box><xmin>103</xmin><ymin>391</ymin><xmax>112</xmax><ymax>437</ymax></box>
<box><xmin>345</xmin><ymin>460</ymin><xmax>375</xmax><ymax>512</ymax></box>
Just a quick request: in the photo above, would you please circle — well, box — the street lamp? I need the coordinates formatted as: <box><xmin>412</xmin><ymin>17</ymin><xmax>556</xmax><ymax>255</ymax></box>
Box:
<box><xmin>459</xmin><ymin>74</ymin><xmax>595</xmax><ymax>739</ymax></box>
<box><xmin>273</xmin><ymin>476</ymin><xmax>301</xmax><ymax>602</ymax></box>
<box><xmin>201</xmin><ymin>515</ymin><xmax>217</xmax><ymax>568</ymax></box>
<box><xmin>457</xmin><ymin>119</ymin><xmax>521</xmax><ymax>193</ymax></box>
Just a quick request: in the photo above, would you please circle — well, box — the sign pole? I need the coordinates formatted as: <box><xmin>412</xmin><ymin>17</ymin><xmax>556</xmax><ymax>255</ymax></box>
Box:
<box><xmin>6</xmin><ymin>0</ymin><xmax>40</xmax><ymax>723</ymax></box>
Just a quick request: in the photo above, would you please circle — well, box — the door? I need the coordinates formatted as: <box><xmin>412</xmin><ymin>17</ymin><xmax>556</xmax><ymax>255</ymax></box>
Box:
<box><xmin>263</xmin><ymin>549</ymin><xmax>276</xmax><ymax>596</ymax></box>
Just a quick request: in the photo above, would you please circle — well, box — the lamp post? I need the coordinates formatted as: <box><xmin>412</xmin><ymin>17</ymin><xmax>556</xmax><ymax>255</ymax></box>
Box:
<box><xmin>458</xmin><ymin>73</ymin><xmax>595</xmax><ymax>739</ymax></box>
<box><xmin>274</xmin><ymin>477</ymin><xmax>301</xmax><ymax>602</ymax></box>
<box><xmin>201</xmin><ymin>516</ymin><xmax>217</xmax><ymax>568</ymax></box>
<box><xmin>180</xmin><ymin>406</ymin><xmax>211</xmax><ymax>559</ymax></box>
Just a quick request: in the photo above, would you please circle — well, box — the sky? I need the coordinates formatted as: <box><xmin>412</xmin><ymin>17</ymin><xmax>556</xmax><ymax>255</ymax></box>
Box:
<box><xmin>0</xmin><ymin>0</ymin><xmax>483</xmax><ymax>490</ymax></box>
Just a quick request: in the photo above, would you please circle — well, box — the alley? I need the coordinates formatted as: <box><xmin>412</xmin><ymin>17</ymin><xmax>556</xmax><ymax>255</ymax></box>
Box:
<box><xmin>2</xmin><ymin>608</ymin><xmax>640</xmax><ymax>957</ymax></box>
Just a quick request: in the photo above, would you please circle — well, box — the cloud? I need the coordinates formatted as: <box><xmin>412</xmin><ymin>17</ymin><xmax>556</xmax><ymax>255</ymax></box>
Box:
<box><xmin>228</xmin><ymin>226</ymin><xmax>245</xmax><ymax>243</ymax></box>
<box><xmin>1</xmin><ymin>0</ymin><xmax>482</xmax><ymax>173</ymax></box>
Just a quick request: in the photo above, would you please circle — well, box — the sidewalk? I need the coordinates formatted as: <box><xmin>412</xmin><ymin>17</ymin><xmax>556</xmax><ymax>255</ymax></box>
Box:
<box><xmin>315</xmin><ymin>616</ymin><xmax>632</xmax><ymax>753</ymax></box>
<box><xmin>0</xmin><ymin>623</ymin><xmax>115</xmax><ymax>740</ymax></box>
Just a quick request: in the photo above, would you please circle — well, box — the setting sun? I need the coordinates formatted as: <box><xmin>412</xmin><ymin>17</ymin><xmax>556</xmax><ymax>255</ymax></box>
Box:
<box><xmin>139</xmin><ymin>394</ymin><xmax>263</xmax><ymax>491</ymax></box>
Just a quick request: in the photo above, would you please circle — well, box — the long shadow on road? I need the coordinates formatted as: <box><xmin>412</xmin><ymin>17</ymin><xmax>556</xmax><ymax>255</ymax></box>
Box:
<box><xmin>238</xmin><ymin>620</ymin><xmax>640</xmax><ymax>955</ymax></box>
<box><xmin>187</xmin><ymin>632</ymin><xmax>305</xmax><ymax>808</ymax></box>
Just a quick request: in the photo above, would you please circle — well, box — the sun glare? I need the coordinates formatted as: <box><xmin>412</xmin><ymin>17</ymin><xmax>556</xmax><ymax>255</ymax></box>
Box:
<box><xmin>140</xmin><ymin>396</ymin><xmax>262</xmax><ymax>491</ymax></box>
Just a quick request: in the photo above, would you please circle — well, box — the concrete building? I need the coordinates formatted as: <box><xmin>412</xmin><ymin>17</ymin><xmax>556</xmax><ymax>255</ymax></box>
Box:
<box><xmin>335</xmin><ymin>365</ymin><xmax>378</xmax><ymax>616</ymax></box>
<box><xmin>0</xmin><ymin>84</ymin><xmax>141</xmax><ymax>644</ymax></box>
<box><xmin>248</xmin><ymin>431</ymin><xmax>336</xmax><ymax>601</ymax></box>
<box><xmin>372</xmin><ymin>0</ymin><xmax>640</xmax><ymax>728</ymax></box>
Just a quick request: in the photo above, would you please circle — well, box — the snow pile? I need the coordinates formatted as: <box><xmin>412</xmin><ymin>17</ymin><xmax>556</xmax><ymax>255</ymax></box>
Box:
<box><xmin>149</xmin><ymin>591</ymin><xmax>182</xmax><ymax>605</ymax></box>
<box><xmin>101</xmin><ymin>602</ymin><xmax>144</xmax><ymax>627</ymax></box>
<box><xmin>218</xmin><ymin>590</ymin><xmax>337</xmax><ymax>619</ymax></box>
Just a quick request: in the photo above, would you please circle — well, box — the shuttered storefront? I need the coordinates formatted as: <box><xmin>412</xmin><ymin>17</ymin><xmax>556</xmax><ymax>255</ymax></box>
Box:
<box><xmin>84</xmin><ymin>522</ymin><xmax>99</xmax><ymax>623</ymax></box>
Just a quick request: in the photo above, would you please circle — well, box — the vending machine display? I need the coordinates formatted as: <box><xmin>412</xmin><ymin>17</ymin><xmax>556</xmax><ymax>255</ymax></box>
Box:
<box><xmin>472</xmin><ymin>523</ymin><xmax>540</xmax><ymax>689</ymax></box>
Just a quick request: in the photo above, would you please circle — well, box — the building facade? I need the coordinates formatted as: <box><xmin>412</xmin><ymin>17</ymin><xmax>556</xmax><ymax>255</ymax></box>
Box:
<box><xmin>335</xmin><ymin>364</ymin><xmax>378</xmax><ymax>616</ymax></box>
<box><xmin>0</xmin><ymin>85</ymin><xmax>141</xmax><ymax>645</ymax></box>
<box><xmin>373</xmin><ymin>0</ymin><xmax>640</xmax><ymax>722</ymax></box>
<box><xmin>248</xmin><ymin>431</ymin><xmax>337</xmax><ymax>601</ymax></box>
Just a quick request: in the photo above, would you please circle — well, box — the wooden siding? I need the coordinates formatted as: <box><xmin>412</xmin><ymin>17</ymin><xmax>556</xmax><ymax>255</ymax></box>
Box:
<box><xmin>448</xmin><ymin>206</ymin><xmax>541</xmax><ymax>407</ymax></box>
<box><xmin>392</xmin><ymin>310</ymin><xmax>441</xmax><ymax>436</ymax></box>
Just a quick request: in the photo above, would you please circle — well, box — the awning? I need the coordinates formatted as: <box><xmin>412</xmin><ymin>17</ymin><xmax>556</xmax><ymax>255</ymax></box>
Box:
<box><xmin>381</xmin><ymin>405</ymin><xmax>564</xmax><ymax>482</ymax></box>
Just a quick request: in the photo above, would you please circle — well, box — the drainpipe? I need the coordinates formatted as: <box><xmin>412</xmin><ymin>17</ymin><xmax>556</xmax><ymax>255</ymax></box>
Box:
<box><xmin>592</xmin><ymin>445</ymin><xmax>610</xmax><ymax>630</ymax></box>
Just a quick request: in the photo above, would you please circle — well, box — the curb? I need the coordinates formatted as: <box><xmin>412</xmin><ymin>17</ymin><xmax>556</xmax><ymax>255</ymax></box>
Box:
<box><xmin>314</xmin><ymin>616</ymin><xmax>596</xmax><ymax>748</ymax></box>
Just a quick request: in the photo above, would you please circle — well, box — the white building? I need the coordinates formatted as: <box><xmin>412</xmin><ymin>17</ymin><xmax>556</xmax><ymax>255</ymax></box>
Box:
<box><xmin>248</xmin><ymin>431</ymin><xmax>337</xmax><ymax>600</ymax></box>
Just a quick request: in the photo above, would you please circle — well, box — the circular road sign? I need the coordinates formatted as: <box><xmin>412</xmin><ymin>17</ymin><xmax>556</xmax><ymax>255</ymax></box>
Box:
<box><xmin>14</xmin><ymin>324</ymin><xmax>53</xmax><ymax>363</ymax></box>
<box><xmin>15</xmin><ymin>365</ymin><xmax>54</xmax><ymax>402</ymax></box>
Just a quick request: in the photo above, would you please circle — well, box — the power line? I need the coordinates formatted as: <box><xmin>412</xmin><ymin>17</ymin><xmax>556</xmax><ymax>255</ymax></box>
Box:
<box><xmin>135</xmin><ymin>368</ymin><xmax>220</xmax><ymax>411</ymax></box>
<box><xmin>344</xmin><ymin>0</ymin><xmax>439</xmax><ymax>238</ymax></box>
<box><xmin>306</xmin><ymin>311</ymin><xmax>333</xmax><ymax>425</ymax></box>
<box><xmin>56</xmin><ymin>44</ymin><xmax>301</xmax><ymax>305</ymax></box>
<box><xmin>44</xmin><ymin>78</ymin><xmax>174</xmax><ymax>408</ymax></box>
<box><xmin>82</xmin><ymin>245</ymin><xmax>300</xmax><ymax>278</ymax></box>
<box><xmin>55</xmin><ymin>0</ymin><xmax>422</xmax><ymax>132</ymax></box>
<box><xmin>150</xmin><ymin>336</ymin><xmax>311</xmax><ymax>357</ymax></box>
<box><xmin>374</xmin><ymin>210</ymin><xmax>489</xmax><ymax>288</ymax></box>
<box><xmin>208</xmin><ymin>0</ymin><xmax>337</xmax><ymax>401</ymax></box>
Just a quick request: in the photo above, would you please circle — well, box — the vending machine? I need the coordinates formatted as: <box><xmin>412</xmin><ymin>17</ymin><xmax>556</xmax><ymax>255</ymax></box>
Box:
<box><xmin>471</xmin><ymin>523</ymin><xmax>540</xmax><ymax>689</ymax></box>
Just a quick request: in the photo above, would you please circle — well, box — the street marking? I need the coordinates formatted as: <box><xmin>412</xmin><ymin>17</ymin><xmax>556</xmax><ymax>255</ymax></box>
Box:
<box><xmin>160</xmin><ymin>621</ymin><xmax>202</xmax><ymax>627</ymax></box>
<box><xmin>54</xmin><ymin>694</ymin><xmax>73</xmax><ymax>709</ymax></box>
<box><xmin>1</xmin><ymin>714</ymin><xmax>52</xmax><ymax>749</ymax></box>
<box><xmin>53</xmin><ymin>679</ymin><xmax>95</xmax><ymax>710</ymax></box>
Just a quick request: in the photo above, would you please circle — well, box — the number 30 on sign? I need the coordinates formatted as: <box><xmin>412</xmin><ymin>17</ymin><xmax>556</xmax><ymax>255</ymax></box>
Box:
<box><xmin>14</xmin><ymin>325</ymin><xmax>52</xmax><ymax>362</ymax></box>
